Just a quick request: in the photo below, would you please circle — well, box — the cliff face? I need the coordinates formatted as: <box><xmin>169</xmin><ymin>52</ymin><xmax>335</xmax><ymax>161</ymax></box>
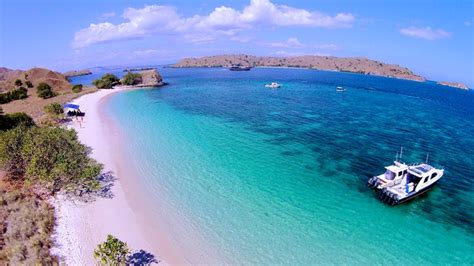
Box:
<box><xmin>139</xmin><ymin>69</ymin><xmax>164</xmax><ymax>87</ymax></box>
<box><xmin>173</xmin><ymin>54</ymin><xmax>425</xmax><ymax>82</ymax></box>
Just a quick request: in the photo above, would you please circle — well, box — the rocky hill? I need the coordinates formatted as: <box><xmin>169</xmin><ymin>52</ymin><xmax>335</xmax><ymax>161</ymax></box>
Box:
<box><xmin>63</xmin><ymin>69</ymin><xmax>92</xmax><ymax>78</ymax></box>
<box><xmin>139</xmin><ymin>69</ymin><xmax>164</xmax><ymax>87</ymax></box>
<box><xmin>173</xmin><ymin>54</ymin><xmax>425</xmax><ymax>82</ymax></box>
<box><xmin>437</xmin><ymin>81</ymin><xmax>470</xmax><ymax>90</ymax></box>
<box><xmin>0</xmin><ymin>67</ymin><xmax>72</xmax><ymax>93</ymax></box>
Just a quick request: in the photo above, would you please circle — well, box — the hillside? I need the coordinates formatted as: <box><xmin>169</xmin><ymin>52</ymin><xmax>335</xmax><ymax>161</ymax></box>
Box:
<box><xmin>173</xmin><ymin>54</ymin><xmax>425</xmax><ymax>82</ymax></box>
<box><xmin>0</xmin><ymin>67</ymin><xmax>94</xmax><ymax>121</ymax></box>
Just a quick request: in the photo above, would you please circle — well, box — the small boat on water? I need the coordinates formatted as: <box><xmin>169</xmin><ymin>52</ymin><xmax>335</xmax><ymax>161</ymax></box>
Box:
<box><xmin>265</xmin><ymin>82</ymin><xmax>281</xmax><ymax>89</ymax></box>
<box><xmin>336</xmin><ymin>86</ymin><xmax>345</xmax><ymax>92</ymax></box>
<box><xmin>229</xmin><ymin>64</ymin><xmax>252</xmax><ymax>71</ymax></box>
<box><xmin>368</xmin><ymin>148</ymin><xmax>444</xmax><ymax>205</ymax></box>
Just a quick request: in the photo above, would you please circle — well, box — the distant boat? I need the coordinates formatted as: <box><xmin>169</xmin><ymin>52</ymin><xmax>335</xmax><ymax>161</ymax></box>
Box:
<box><xmin>336</xmin><ymin>86</ymin><xmax>346</xmax><ymax>92</ymax></box>
<box><xmin>229</xmin><ymin>65</ymin><xmax>252</xmax><ymax>71</ymax></box>
<box><xmin>265</xmin><ymin>82</ymin><xmax>281</xmax><ymax>89</ymax></box>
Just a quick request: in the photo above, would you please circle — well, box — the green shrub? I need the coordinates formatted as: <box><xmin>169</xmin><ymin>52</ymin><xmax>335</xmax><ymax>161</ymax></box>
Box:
<box><xmin>93</xmin><ymin>73</ymin><xmax>120</xmax><ymax>89</ymax></box>
<box><xmin>44</xmin><ymin>102</ymin><xmax>64</xmax><ymax>117</ymax></box>
<box><xmin>0</xmin><ymin>87</ymin><xmax>28</xmax><ymax>104</ymax></box>
<box><xmin>0</xmin><ymin>125</ymin><xmax>102</xmax><ymax>192</ymax></box>
<box><xmin>25</xmin><ymin>80</ymin><xmax>33</xmax><ymax>88</ymax></box>
<box><xmin>94</xmin><ymin>235</ymin><xmax>129</xmax><ymax>264</ymax></box>
<box><xmin>14</xmin><ymin>79</ymin><xmax>23</xmax><ymax>86</ymax></box>
<box><xmin>72</xmin><ymin>84</ymin><xmax>83</xmax><ymax>93</ymax></box>
<box><xmin>122</xmin><ymin>72</ymin><xmax>142</xmax><ymax>85</ymax></box>
<box><xmin>0</xmin><ymin>112</ymin><xmax>35</xmax><ymax>131</ymax></box>
<box><xmin>36</xmin><ymin>82</ymin><xmax>56</xmax><ymax>99</ymax></box>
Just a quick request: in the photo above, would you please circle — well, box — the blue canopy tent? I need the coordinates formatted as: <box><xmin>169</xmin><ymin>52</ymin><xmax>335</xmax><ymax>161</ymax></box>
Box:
<box><xmin>63</xmin><ymin>103</ymin><xmax>80</xmax><ymax>110</ymax></box>
<box><xmin>64</xmin><ymin>103</ymin><xmax>84</xmax><ymax>117</ymax></box>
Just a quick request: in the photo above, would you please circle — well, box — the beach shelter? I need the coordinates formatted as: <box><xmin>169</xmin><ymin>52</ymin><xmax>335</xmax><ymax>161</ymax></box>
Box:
<box><xmin>64</xmin><ymin>103</ymin><xmax>81</xmax><ymax>116</ymax></box>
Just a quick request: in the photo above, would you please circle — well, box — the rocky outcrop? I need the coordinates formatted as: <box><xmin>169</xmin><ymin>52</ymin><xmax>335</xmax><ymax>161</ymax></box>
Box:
<box><xmin>63</xmin><ymin>69</ymin><xmax>92</xmax><ymax>78</ymax></box>
<box><xmin>173</xmin><ymin>54</ymin><xmax>426</xmax><ymax>82</ymax></box>
<box><xmin>138</xmin><ymin>69</ymin><xmax>165</xmax><ymax>87</ymax></box>
<box><xmin>437</xmin><ymin>81</ymin><xmax>470</xmax><ymax>90</ymax></box>
<box><xmin>0</xmin><ymin>67</ymin><xmax>71</xmax><ymax>93</ymax></box>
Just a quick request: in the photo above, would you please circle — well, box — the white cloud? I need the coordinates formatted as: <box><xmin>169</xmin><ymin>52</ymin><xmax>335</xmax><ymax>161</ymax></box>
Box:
<box><xmin>73</xmin><ymin>0</ymin><xmax>355</xmax><ymax>48</ymax></box>
<box><xmin>400</xmin><ymin>26</ymin><xmax>451</xmax><ymax>40</ymax></box>
<box><xmin>100</xmin><ymin>12</ymin><xmax>116</xmax><ymax>20</ymax></box>
<box><xmin>262</xmin><ymin>37</ymin><xmax>305</xmax><ymax>48</ymax></box>
<box><xmin>313</xmin><ymin>43</ymin><xmax>339</xmax><ymax>50</ymax></box>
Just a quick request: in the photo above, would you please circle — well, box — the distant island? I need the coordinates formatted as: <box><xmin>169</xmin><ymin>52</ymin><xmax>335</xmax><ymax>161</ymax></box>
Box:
<box><xmin>437</xmin><ymin>81</ymin><xmax>470</xmax><ymax>90</ymax></box>
<box><xmin>63</xmin><ymin>69</ymin><xmax>92</xmax><ymax>78</ymax></box>
<box><xmin>173</xmin><ymin>54</ymin><xmax>425</xmax><ymax>82</ymax></box>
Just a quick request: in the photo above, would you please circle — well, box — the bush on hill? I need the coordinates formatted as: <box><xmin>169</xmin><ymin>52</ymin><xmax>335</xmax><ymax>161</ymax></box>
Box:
<box><xmin>93</xmin><ymin>73</ymin><xmax>120</xmax><ymax>89</ymax></box>
<box><xmin>44</xmin><ymin>102</ymin><xmax>64</xmax><ymax>118</ymax></box>
<box><xmin>25</xmin><ymin>80</ymin><xmax>33</xmax><ymax>88</ymax></box>
<box><xmin>72</xmin><ymin>84</ymin><xmax>83</xmax><ymax>93</ymax></box>
<box><xmin>0</xmin><ymin>87</ymin><xmax>28</xmax><ymax>104</ymax></box>
<box><xmin>14</xmin><ymin>79</ymin><xmax>23</xmax><ymax>86</ymax></box>
<box><xmin>122</xmin><ymin>72</ymin><xmax>142</xmax><ymax>85</ymax></box>
<box><xmin>0</xmin><ymin>112</ymin><xmax>35</xmax><ymax>131</ymax></box>
<box><xmin>0</xmin><ymin>125</ymin><xmax>102</xmax><ymax>192</ymax></box>
<box><xmin>36</xmin><ymin>82</ymin><xmax>56</xmax><ymax>99</ymax></box>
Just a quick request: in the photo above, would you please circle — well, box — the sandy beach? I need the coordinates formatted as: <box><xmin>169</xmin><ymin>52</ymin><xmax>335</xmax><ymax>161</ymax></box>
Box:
<box><xmin>51</xmin><ymin>88</ymin><xmax>168</xmax><ymax>264</ymax></box>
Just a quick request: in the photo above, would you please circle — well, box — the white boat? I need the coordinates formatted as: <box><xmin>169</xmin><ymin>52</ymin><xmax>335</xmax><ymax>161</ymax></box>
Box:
<box><xmin>265</xmin><ymin>82</ymin><xmax>281</xmax><ymax>89</ymax></box>
<box><xmin>378</xmin><ymin>163</ymin><xmax>444</xmax><ymax>205</ymax></box>
<box><xmin>368</xmin><ymin>148</ymin><xmax>444</xmax><ymax>205</ymax></box>
<box><xmin>336</xmin><ymin>86</ymin><xmax>345</xmax><ymax>92</ymax></box>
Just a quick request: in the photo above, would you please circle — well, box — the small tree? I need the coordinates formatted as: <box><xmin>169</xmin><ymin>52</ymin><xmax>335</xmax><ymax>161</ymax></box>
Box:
<box><xmin>36</xmin><ymin>82</ymin><xmax>56</xmax><ymax>99</ymax></box>
<box><xmin>44</xmin><ymin>102</ymin><xmax>63</xmax><ymax>117</ymax></box>
<box><xmin>94</xmin><ymin>235</ymin><xmax>129</xmax><ymax>265</ymax></box>
<box><xmin>93</xmin><ymin>73</ymin><xmax>120</xmax><ymax>89</ymax></box>
<box><xmin>122</xmin><ymin>72</ymin><xmax>142</xmax><ymax>86</ymax></box>
<box><xmin>72</xmin><ymin>84</ymin><xmax>83</xmax><ymax>93</ymax></box>
<box><xmin>14</xmin><ymin>79</ymin><xmax>23</xmax><ymax>87</ymax></box>
<box><xmin>25</xmin><ymin>80</ymin><xmax>34</xmax><ymax>88</ymax></box>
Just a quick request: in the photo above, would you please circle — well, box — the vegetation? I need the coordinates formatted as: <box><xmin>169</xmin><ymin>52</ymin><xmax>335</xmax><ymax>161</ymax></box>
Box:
<box><xmin>122</xmin><ymin>72</ymin><xmax>142</xmax><ymax>86</ymax></box>
<box><xmin>0</xmin><ymin>87</ymin><xmax>28</xmax><ymax>104</ymax></box>
<box><xmin>0</xmin><ymin>112</ymin><xmax>35</xmax><ymax>131</ymax></box>
<box><xmin>72</xmin><ymin>84</ymin><xmax>83</xmax><ymax>93</ymax></box>
<box><xmin>0</xmin><ymin>188</ymin><xmax>57</xmax><ymax>264</ymax></box>
<box><xmin>94</xmin><ymin>235</ymin><xmax>129</xmax><ymax>265</ymax></box>
<box><xmin>0</xmin><ymin>125</ymin><xmax>102</xmax><ymax>192</ymax></box>
<box><xmin>44</xmin><ymin>102</ymin><xmax>64</xmax><ymax>118</ymax></box>
<box><xmin>36</xmin><ymin>82</ymin><xmax>56</xmax><ymax>99</ymax></box>
<box><xmin>93</xmin><ymin>73</ymin><xmax>120</xmax><ymax>89</ymax></box>
<box><xmin>25</xmin><ymin>80</ymin><xmax>33</xmax><ymax>88</ymax></box>
<box><xmin>14</xmin><ymin>79</ymin><xmax>23</xmax><ymax>87</ymax></box>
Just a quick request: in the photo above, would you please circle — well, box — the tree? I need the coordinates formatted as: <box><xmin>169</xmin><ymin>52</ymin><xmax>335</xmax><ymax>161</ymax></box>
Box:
<box><xmin>36</xmin><ymin>82</ymin><xmax>56</xmax><ymax>99</ymax></box>
<box><xmin>122</xmin><ymin>72</ymin><xmax>142</xmax><ymax>86</ymax></box>
<box><xmin>72</xmin><ymin>84</ymin><xmax>83</xmax><ymax>93</ymax></box>
<box><xmin>10</xmin><ymin>87</ymin><xmax>28</xmax><ymax>99</ymax></box>
<box><xmin>14</xmin><ymin>79</ymin><xmax>23</xmax><ymax>87</ymax></box>
<box><xmin>93</xmin><ymin>73</ymin><xmax>120</xmax><ymax>89</ymax></box>
<box><xmin>94</xmin><ymin>235</ymin><xmax>129</xmax><ymax>265</ymax></box>
<box><xmin>0</xmin><ymin>112</ymin><xmax>35</xmax><ymax>131</ymax></box>
<box><xmin>25</xmin><ymin>80</ymin><xmax>34</xmax><ymax>88</ymax></box>
<box><xmin>0</xmin><ymin>126</ymin><xmax>101</xmax><ymax>192</ymax></box>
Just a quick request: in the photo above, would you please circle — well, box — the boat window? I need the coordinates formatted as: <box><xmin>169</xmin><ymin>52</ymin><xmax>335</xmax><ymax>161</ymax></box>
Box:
<box><xmin>384</xmin><ymin>170</ymin><xmax>395</xmax><ymax>180</ymax></box>
<box><xmin>398</xmin><ymin>171</ymin><xmax>403</xmax><ymax>177</ymax></box>
<box><xmin>407</xmin><ymin>173</ymin><xmax>421</xmax><ymax>184</ymax></box>
<box><xmin>430</xmin><ymin>172</ymin><xmax>438</xmax><ymax>180</ymax></box>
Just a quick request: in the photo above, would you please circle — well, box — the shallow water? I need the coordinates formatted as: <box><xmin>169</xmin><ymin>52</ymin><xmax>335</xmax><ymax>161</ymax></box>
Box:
<box><xmin>74</xmin><ymin>67</ymin><xmax>474</xmax><ymax>264</ymax></box>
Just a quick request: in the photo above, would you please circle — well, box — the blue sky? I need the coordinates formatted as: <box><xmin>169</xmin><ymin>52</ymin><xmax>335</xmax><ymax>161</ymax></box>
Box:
<box><xmin>0</xmin><ymin>0</ymin><xmax>473</xmax><ymax>86</ymax></box>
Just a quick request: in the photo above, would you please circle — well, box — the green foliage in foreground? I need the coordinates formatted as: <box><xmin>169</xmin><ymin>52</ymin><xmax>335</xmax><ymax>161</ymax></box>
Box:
<box><xmin>14</xmin><ymin>79</ymin><xmax>23</xmax><ymax>87</ymax></box>
<box><xmin>93</xmin><ymin>73</ymin><xmax>120</xmax><ymax>89</ymax></box>
<box><xmin>0</xmin><ymin>87</ymin><xmax>28</xmax><ymax>104</ymax></box>
<box><xmin>94</xmin><ymin>234</ymin><xmax>129</xmax><ymax>265</ymax></box>
<box><xmin>72</xmin><ymin>84</ymin><xmax>83</xmax><ymax>93</ymax></box>
<box><xmin>44</xmin><ymin>102</ymin><xmax>64</xmax><ymax>117</ymax></box>
<box><xmin>0</xmin><ymin>112</ymin><xmax>35</xmax><ymax>131</ymax></box>
<box><xmin>0</xmin><ymin>188</ymin><xmax>57</xmax><ymax>264</ymax></box>
<box><xmin>36</xmin><ymin>82</ymin><xmax>56</xmax><ymax>99</ymax></box>
<box><xmin>122</xmin><ymin>72</ymin><xmax>142</xmax><ymax>86</ymax></box>
<box><xmin>0</xmin><ymin>125</ymin><xmax>102</xmax><ymax>192</ymax></box>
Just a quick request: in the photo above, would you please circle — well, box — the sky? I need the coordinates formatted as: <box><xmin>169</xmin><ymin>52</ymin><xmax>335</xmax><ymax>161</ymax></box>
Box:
<box><xmin>0</xmin><ymin>0</ymin><xmax>473</xmax><ymax>86</ymax></box>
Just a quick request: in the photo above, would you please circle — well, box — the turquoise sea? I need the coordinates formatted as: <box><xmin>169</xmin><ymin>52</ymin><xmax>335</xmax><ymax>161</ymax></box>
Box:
<box><xmin>72</xmin><ymin>67</ymin><xmax>474</xmax><ymax>264</ymax></box>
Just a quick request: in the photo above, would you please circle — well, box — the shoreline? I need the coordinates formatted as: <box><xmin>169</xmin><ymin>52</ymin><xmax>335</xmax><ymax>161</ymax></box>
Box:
<box><xmin>51</xmin><ymin>87</ymin><xmax>182</xmax><ymax>264</ymax></box>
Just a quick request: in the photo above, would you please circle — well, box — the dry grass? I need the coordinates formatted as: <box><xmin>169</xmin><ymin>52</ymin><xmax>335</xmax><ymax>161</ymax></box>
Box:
<box><xmin>0</xmin><ymin>186</ymin><xmax>57</xmax><ymax>264</ymax></box>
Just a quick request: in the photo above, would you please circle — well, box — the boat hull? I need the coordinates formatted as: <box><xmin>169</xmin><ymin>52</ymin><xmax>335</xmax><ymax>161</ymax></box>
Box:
<box><xmin>378</xmin><ymin>181</ymin><xmax>439</xmax><ymax>206</ymax></box>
